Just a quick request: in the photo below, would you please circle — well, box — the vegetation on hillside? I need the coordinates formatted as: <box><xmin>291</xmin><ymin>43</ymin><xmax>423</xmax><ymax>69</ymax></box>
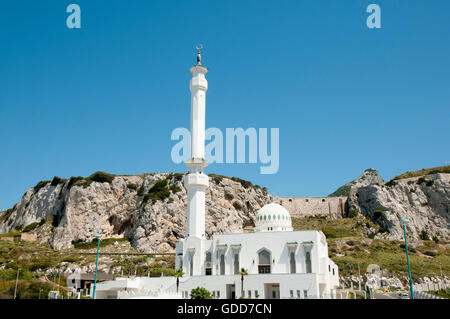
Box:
<box><xmin>390</xmin><ymin>165</ymin><xmax>450</xmax><ymax>181</ymax></box>
<box><xmin>292</xmin><ymin>216</ymin><xmax>450</xmax><ymax>282</ymax></box>
<box><xmin>0</xmin><ymin>239</ymin><xmax>175</xmax><ymax>299</ymax></box>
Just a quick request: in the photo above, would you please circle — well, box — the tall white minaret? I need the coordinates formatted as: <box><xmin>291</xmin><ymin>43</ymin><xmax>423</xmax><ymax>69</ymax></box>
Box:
<box><xmin>184</xmin><ymin>45</ymin><xmax>209</xmax><ymax>239</ymax></box>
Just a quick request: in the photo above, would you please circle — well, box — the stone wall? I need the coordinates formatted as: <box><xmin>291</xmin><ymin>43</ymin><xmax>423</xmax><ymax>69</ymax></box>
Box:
<box><xmin>274</xmin><ymin>196</ymin><xmax>347</xmax><ymax>219</ymax></box>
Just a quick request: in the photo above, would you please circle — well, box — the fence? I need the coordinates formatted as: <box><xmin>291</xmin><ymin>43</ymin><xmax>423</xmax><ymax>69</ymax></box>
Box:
<box><xmin>415</xmin><ymin>291</ymin><xmax>445</xmax><ymax>299</ymax></box>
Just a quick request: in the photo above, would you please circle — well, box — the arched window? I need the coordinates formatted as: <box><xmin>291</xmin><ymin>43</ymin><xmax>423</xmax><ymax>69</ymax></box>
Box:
<box><xmin>233</xmin><ymin>253</ymin><xmax>239</xmax><ymax>274</ymax></box>
<box><xmin>305</xmin><ymin>251</ymin><xmax>312</xmax><ymax>273</ymax></box>
<box><xmin>220</xmin><ymin>254</ymin><xmax>225</xmax><ymax>275</ymax></box>
<box><xmin>205</xmin><ymin>252</ymin><xmax>212</xmax><ymax>276</ymax></box>
<box><xmin>189</xmin><ymin>254</ymin><xmax>194</xmax><ymax>276</ymax></box>
<box><xmin>289</xmin><ymin>252</ymin><xmax>296</xmax><ymax>274</ymax></box>
<box><xmin>258</xmin><ymin>249</ymin><xmax>271</xmax><ymax>274</ymax></box>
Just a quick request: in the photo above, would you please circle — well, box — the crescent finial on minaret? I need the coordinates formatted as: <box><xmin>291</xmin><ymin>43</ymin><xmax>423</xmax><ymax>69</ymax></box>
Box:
<box><xmin>195</xmin><ymin>44</ymin><xmax>203</xmax><ymax>65</ymax></box>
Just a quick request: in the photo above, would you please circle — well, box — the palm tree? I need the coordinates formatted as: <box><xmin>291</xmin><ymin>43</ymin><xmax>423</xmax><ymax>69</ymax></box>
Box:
<box><xmin>239</xmin><ymin>268</ymin><xmax>248</xmax><ymax>298</ymax></box>
<box><xmin>174</xmin><ymin>268</ymin><xmax>184</xmax><ymax>293</ymax></box>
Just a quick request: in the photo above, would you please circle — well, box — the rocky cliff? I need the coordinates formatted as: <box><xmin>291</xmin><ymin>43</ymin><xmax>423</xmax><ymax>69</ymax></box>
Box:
<box><xmin>347</xmin><ymin>172</ymin><xmax>450</xmax><ymax>241</ymax></box>
<box><xmin>0</xmin><ymin>172</ymin><xmax>272</xmax><ymax>252</ymax></box>
<box><xmin>329</xmin><ymin>168</ymin><xmax>384</xmax><ymax>197</ymax></box>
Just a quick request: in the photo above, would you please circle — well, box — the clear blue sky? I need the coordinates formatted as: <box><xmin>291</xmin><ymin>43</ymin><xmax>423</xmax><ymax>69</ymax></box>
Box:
<box><xmin>1</xmin><ymin>1</ymin><xmax>449</xmax><ymax>210</ymax></box>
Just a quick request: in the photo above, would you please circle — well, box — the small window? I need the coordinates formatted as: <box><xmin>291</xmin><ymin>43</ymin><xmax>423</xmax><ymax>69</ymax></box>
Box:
<box><xmin>217</xmin><ymin>291</ymin><xmax>220</xmax><ymax>298</ymax></box>
<box><xmin>255</xmin><ymin>290</ymin><xmax>258</xmax><ymax>297</ymax></box>
<box><xmin>333</xmin><ymin>268</ymin><xmax>335</xmax><ymax>275</ymax></box>
<box><xmin>248</xmin><ymin>290</ymin><xmax>251</xmax><ymax>298</ymax></box>
<box><xmin>290</xmin><ymin>290</ymin><xmax>294</xmax><ymax>297</ymax></box>
<box><xmin>289</xmin><ymin>198</ymin><xmax>292</xmax><ymax>202</ymax></box>
<box><xmin>297</xmin><ymin>290</ymin><xmax>301</xmax><ymax>298</ymax></box>
<box><xmin>304</xmin><ymin>290</ymin><xmax>308</xmax><ymax>298</ymax></box>
<box><xmin>322</xmin><ymin>199</ymin><xmax>325</xmax><ymax>202</ymax></box>
<box><xmin>328</xmin><ymin>265</ymin><xmax>331</xmax><ymax>272</ymax></box>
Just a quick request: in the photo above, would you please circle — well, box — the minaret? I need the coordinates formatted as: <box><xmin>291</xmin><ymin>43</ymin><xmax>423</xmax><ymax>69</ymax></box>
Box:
<box><xmin>184</xmin><ymin>45</ymin><xmax>209</xmax><ymax>239</ymax></box>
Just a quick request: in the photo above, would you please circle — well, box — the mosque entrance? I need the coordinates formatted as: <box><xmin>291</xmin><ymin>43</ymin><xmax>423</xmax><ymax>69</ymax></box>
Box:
<box><xmin>226</xmin><ymin>284</ymin><xmax>236</xmax><ymax>299</ymax></box>
<box><xmin>264</xmin><ymin>283</ymin><xmax>280</xmax><ymax>299</ymax></box>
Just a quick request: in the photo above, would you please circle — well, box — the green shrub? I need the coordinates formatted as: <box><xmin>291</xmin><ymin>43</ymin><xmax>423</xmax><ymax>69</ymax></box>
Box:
<box><xmin>67</xmin><ymin>176</ymin><xmax>84</xmax><ymax>189</ymax></box>
<box><xmin>88</xmin><ymin>171</ymin><xmax>115</xmax><ymax>184</ymax></box>
<box><xmin>127</xmin><ymin>184</ymin><xmax>138</xmax><ymax>191</ymax></box>
<box><xmin>385</xmin><ymin>180</ymin><xmax>397</xmax><ymax>187</ymax></box>
<box><xmin>142</xmin><ymin>180</ymin><xmax>170</xmax><ymax>206</ymax></box>
<box><xmin>348</xmin><ymin>209</ymin><xmax>358</xmax><ymax>218</ymax></box>
<box><xmin>169</xmin><ymin>184</ymin><xmax>181</xmax><ymax>194</ymax></box>
<box><xmin>23</xmin><ymin>222</ymin><xmax>40</xmax><ymax>233</ymax></box>
<box><xmin>420</xmin><ymin>230</ymin><xmax>430</xmax><ymax>241</ymax></box>
<box><xmin>173</xmin><ymin>173</ymin><xmax>184</xmax><ymax>182</ymax></box>
<box><xmin>50</xmin><ymin>176</ymin><xmax>66</xmax><ymax>187</ymax></box>
<box><xmin>417</xmin><ymin>177</ymin><xmax>426</xmax><ymax>185</ymax></box>
<box><xmin>231</xmin><ymin>177</ymin><xmax>253</xmax><ymax>189</ymax></box>
<box><xmin>190</xmin><ymin>286</ymin><xmax>213</xmax><ymax>299</ymax></box>
<box><xmin>33</xmin><ymin>180</ymin><xmax>50</xmax><ymax>193</ymax></box>
<box><xmin>432</xmin><ymin>236</ymin><xmax>439</xmax><ymax>243</ymax></box>
<box><xmin>209</xmin><ymin>174</ymin><xmax>224</xmax><ymax>185</ymax></box>
<box><xmin>137</xmin><ymin>186</ymin><xmax>144</xmax><ymax>196</ymax></box>
<box><xmin>328</xmin><ymin>185</ymin><xmax>352</xmax><ymax>197</ymax></box>
<box><xmin>373</xmin><ymin>210</ymin><xmax>383</xmax><ymax>220</ymax></box>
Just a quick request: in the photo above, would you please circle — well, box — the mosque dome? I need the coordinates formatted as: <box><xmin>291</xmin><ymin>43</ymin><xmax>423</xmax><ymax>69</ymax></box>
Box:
<box><xmin>254</xmin><ymin>203</ymin><xmax>293</xmax><ymax>232</ymax></box>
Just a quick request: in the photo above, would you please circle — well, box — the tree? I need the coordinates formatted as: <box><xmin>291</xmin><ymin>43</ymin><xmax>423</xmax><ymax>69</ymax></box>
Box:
<box><xmin>239</xmin><ymin>268</ymin><xmax>248</xmax><ymax>298</ymax></box>
<box><xmin>190</xmin><ymin>286</ymin><xmax>213</xmax><ymax>299</ymax></box>
<box><xmin>174</xmin><ymin>268</ymin><xmax>184</xmax><ymax>293</ymax></box>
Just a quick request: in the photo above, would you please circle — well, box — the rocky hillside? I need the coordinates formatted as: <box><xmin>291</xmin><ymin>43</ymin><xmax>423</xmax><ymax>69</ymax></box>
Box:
<box><xmin>329</xmin><ymin>168</ymin><xmax>384</xmax><ymax>197</ymax></box>
<box><xmin>347</xmin><ymin>169</ymin><xmax>450</xmax><ymax>241</ymax></box>
<box><xmin>0</xmin><ymin>172</ymin><xmax>272</xmax><ymax>252</ymax></box>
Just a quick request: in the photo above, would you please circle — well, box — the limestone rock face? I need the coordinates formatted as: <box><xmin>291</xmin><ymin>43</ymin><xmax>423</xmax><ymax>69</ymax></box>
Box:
<box><xmin>347</xmin><ymin>173</ymin><xmax>450</xmax><ymax>241</ymax></box>
<box><xmin>329</xmin><ymin>168</ymin><xmax>384</xmax><ymax>197</ymax></box>
<box><xmin>0</xmin><ymin>173</ymin><xmax>272</xmax><ymax>252</ymax></box>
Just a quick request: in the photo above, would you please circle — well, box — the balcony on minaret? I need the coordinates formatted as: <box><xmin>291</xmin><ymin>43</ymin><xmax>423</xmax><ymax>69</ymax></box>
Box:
<box><xmin>184</xmin><ymin>172</ymin><xmax>209</xmax><ymax>188</ymax></box>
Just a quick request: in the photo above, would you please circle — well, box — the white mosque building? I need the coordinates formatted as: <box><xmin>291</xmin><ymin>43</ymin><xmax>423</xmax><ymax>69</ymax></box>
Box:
<box><xmin>93</xmin><ymin>48</ymin><xmax>340</xmax><ymax>299</ymax></box>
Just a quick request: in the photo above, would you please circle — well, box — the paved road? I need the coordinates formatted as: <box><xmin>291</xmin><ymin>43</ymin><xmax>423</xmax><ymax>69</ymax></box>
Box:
<box><xmin>373</xmin><ymin>292</ymin><xmax>409</xmax><ymax>299</ymax></box>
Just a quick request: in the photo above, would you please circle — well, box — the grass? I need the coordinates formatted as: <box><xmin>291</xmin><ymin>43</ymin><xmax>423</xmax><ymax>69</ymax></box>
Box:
<box><xmin>427</xmin><ymin>288</ymin><xmax>450</xmax><ymax>299</ymax></box>
<box><xmin>328</xmin><ymin>185</ymin><xmax>352</xmax><ymax>197</ymax></box>
<box><xmin>390</xmin><ymin>165</ymin><xmax>450</xmax><ymax>181</ymax></box>
<box><xmin>0</xmin><ymin>240</ymin><xmax>176</xmax><ymax>298</ymax></box>
<box><xmin>71</xmin><ymin>237</ymin><xmax>129</xmax><ymax>249</ymax></box>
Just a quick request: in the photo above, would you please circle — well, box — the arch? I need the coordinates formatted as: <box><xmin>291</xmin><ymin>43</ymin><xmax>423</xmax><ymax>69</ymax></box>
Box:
<box><xmin>205</xmin><ymin>252</ymin><xmax>212</xmax><ymax>275</ymax></box>
<box><xmin>305</xmin><ymin>251</ymin><xmax>312</xmax><ymax>273</ymax></box>
<box><xmin>258</xmin><ymin>248</ymin><xmax>271</xmax><ymax>274</ymax></box>
<box><xmin>289</xmin><ymin>252</ymin><xmax>296</xmax><ymax>274</ymax></box>
<box><xmin>233</xmin><ymin>253</ymin><xmax>240</xmax><ymax>274</ymax></box>
<box><xmin>189</xmin><ymin>254</ymin><xmax>194</xmax><ymax>276</ymax></box>
<box><xmin>220</xmin><ymin>254</ymin><xmax>225</xmax><ymax>275</ymax></box>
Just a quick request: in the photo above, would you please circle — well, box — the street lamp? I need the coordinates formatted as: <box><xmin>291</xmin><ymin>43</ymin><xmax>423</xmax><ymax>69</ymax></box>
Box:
<box><xmin>400</xmin><ymin>218</ymin><xmax>414</xmax><ymax>299</ymax></box>
<box><xmin>92</xmin><ymin>232</ymin><xmax>101</xmax><ymax>299</ymax></box>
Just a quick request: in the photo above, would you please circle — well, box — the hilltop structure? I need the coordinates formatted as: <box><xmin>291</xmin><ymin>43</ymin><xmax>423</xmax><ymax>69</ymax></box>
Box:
<box><xmin>93</xmin><ymin>48</ymin><xmax>340</xmax><ymax>299</ymax></box>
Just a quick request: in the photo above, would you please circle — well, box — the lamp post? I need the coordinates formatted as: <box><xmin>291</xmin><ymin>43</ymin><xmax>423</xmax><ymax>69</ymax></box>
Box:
<box><xmin>92</xmin><ymin>233</ymin><xmax>101</xmax><ymax>299</ymax></box>
<box><xmin>400</xmin><ymin>218</ymin><xmax>414</xmax><ymax>299</ymax></box>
